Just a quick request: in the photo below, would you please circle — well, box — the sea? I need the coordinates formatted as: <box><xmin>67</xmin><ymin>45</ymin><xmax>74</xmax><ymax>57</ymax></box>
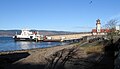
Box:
<box><xmin>0</xmin><ymin>37</ymin><xmax>67</xmax><ymax>52</ymax></box>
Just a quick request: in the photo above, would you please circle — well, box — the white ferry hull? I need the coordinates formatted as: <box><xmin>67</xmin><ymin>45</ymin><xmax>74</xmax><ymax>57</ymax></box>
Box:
<box><xmin>13</xmin><ymin>36</ymin><xmax>34</xmax><ymax>41</ymax></box>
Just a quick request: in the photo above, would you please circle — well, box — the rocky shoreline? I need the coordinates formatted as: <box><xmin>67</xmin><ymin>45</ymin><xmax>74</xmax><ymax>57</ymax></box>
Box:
<box><xmin>0</xmin><ymin>43</ymin><xmax>103</xmax><ymax>69</ymax></box>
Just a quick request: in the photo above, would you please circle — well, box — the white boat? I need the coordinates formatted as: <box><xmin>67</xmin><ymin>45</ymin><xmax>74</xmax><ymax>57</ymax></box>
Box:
<box><xmin>13</xmin><ymin>29</ymin><xmax>43</xmax><ymax>41</ymax></box>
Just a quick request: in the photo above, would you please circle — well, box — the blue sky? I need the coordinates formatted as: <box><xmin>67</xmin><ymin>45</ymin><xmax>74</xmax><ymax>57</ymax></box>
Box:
<box><xmin>0</xmin><ymin>0</ymin><xmax>120</xmax><ymax>32</ymax></box>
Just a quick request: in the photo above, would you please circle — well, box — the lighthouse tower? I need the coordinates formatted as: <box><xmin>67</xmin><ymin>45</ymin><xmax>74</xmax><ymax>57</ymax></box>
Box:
<box><xmin>96</xmin><ymin>19</ymin><xmax>101</xmax><ymax>33</ymax></box>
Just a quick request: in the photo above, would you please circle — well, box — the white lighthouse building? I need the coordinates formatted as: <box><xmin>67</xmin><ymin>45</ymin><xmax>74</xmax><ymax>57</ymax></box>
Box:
<box><xmin>96</xmin><ymin>19</ymin><xmax>101</xmax><ymax>33</ymax></box>
<box><xmin>92</xmin><ymin>19</ymin><xmax>110</xmax><ymax>35</ymax></box>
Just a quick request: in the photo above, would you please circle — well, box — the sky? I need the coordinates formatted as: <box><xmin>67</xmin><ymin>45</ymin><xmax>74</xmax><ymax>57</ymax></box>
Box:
<box><xmin>0</xmin><ymin>0</ymin><xmax>120</xmax><ymax>32</ymax></box>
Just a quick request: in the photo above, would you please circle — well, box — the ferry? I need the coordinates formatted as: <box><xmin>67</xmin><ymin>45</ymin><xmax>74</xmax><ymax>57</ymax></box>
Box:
<box><xmin>13</xmin><ymin>29</ymin><xmax>44</xmax><ymax>41</ymax></box>
<box><xmin>13</xmin><ymin>29</ymin><xmax>63</xmax><ymax>42</ymax></box>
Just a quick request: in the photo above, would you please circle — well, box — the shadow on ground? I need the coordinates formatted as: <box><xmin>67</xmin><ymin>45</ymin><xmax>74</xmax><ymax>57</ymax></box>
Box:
<box><xmin>0</xmin><ymin>52</ymin><xmax>30</xmax><ymax>69</ymax></box>
<box><xmin>90</xmin><ymin>38</ymin><xmax>120</xmax><ymax>69</ymax></box>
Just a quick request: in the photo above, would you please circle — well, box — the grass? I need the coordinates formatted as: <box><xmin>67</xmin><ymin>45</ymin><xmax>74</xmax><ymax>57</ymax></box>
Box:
<box><xmin>82</xmin><ymin>45</ymin><xmax>103</xmax><ymax>54</ymax></box>
<box><xmin>71</xmin><ymin>41</ymin><xmax>104</xmax><ymax>54</ymax></box>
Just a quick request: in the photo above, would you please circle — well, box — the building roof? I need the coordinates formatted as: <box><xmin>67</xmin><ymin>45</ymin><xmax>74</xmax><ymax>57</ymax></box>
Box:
<box><xmin>96</xmin><ymin>19</ymin><xmax>101</xmax><ymax>25</ymax></box>
<box><xmin>92</xmin><ymin>29</ymin><xmax>97</xmax><ymax>32</ymax></box>
<box><xmin>92</xmin><ymin>29</ymin><xmax>110</xmax><ymax>33</ymax></box>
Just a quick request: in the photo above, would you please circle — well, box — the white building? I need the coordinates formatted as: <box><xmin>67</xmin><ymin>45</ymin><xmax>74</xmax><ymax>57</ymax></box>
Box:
<box><xmin>116</xmin><ymin>25</ymin><xmax>120</xmax><ymax>31</ymax></box>
<box><xmin>92</xmin><ymin>19</ymin><xmax>110</xmax><ymax>35</ymax></box>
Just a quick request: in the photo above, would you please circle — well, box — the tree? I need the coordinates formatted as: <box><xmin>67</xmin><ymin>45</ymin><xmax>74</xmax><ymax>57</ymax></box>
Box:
<box><xmin>105</xmin><ymin>19</ymin><xmax>119</xmax><ymax>39</ymax></box>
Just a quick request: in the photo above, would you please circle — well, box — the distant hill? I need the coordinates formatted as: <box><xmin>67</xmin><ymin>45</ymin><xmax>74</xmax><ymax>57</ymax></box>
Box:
<box><xmin>0</xmin><ymin>30</ymin><xmax>77</xmax><ymax>37</ymax></box>
<box><xmin>0</xmin><ymin>30</ymin><xmax>90</xmax><ymax>37</ymax></box>
<box><xmin>0</xmin><ymin>30</ymin><xmax>20</xmax><ymax>37</ymax></box>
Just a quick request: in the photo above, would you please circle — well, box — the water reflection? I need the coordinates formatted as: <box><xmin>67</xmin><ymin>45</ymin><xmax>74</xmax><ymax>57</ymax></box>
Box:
<box><xmin>0</xmin><ymin>37</ymin><xmax>68</xmax><ymax>51</ymax></box>
<box><xmin>17</xmin><ymin>42</ymin><xmax>36</xmax><ymax>50</ymax></box>
<box><xmin>15</xmin><ymin>42</ymin><xmax>67</xmax><ymax>50</ymax></box>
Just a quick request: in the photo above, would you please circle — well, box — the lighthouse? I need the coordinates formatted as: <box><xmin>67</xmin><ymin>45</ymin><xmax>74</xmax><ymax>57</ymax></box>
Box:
<box><xmin>92</xmin><ymin>19</ymin><xmax>110</xmax><ymax>35</ymax></box>
<box><xmin>96</xmin><ymin>19</ymin><xmax>101</xmax><ymax>33</ymax></box>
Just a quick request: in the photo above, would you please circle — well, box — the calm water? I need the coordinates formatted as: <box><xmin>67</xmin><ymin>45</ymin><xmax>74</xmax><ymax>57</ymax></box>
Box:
<box><xmin>0</xmin><ymin>37</ymin><xmax>67</xmax><ymax>52</ymax></box>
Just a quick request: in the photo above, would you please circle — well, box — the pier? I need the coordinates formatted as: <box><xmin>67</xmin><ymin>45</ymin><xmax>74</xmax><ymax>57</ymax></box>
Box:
<box><xmin>45</xmin><ymin>33</ymin><xmax>105</xmax><ymax>42</ymax></box>
<box><xmin>45</xmin><ymin>33</ymin><xmax>91</xmax><ymax>42</ymax></box>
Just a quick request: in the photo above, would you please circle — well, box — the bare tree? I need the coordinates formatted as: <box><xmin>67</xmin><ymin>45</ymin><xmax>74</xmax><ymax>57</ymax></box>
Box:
<box><xmin>105</xmin><ymin>19</ymin><xmax>118</xmax><ymax>29</ymax></box>
<box><xmin>105</xmin><ymin>19</ymin><xmax>119</xmax><ymax>39</ymax></box>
